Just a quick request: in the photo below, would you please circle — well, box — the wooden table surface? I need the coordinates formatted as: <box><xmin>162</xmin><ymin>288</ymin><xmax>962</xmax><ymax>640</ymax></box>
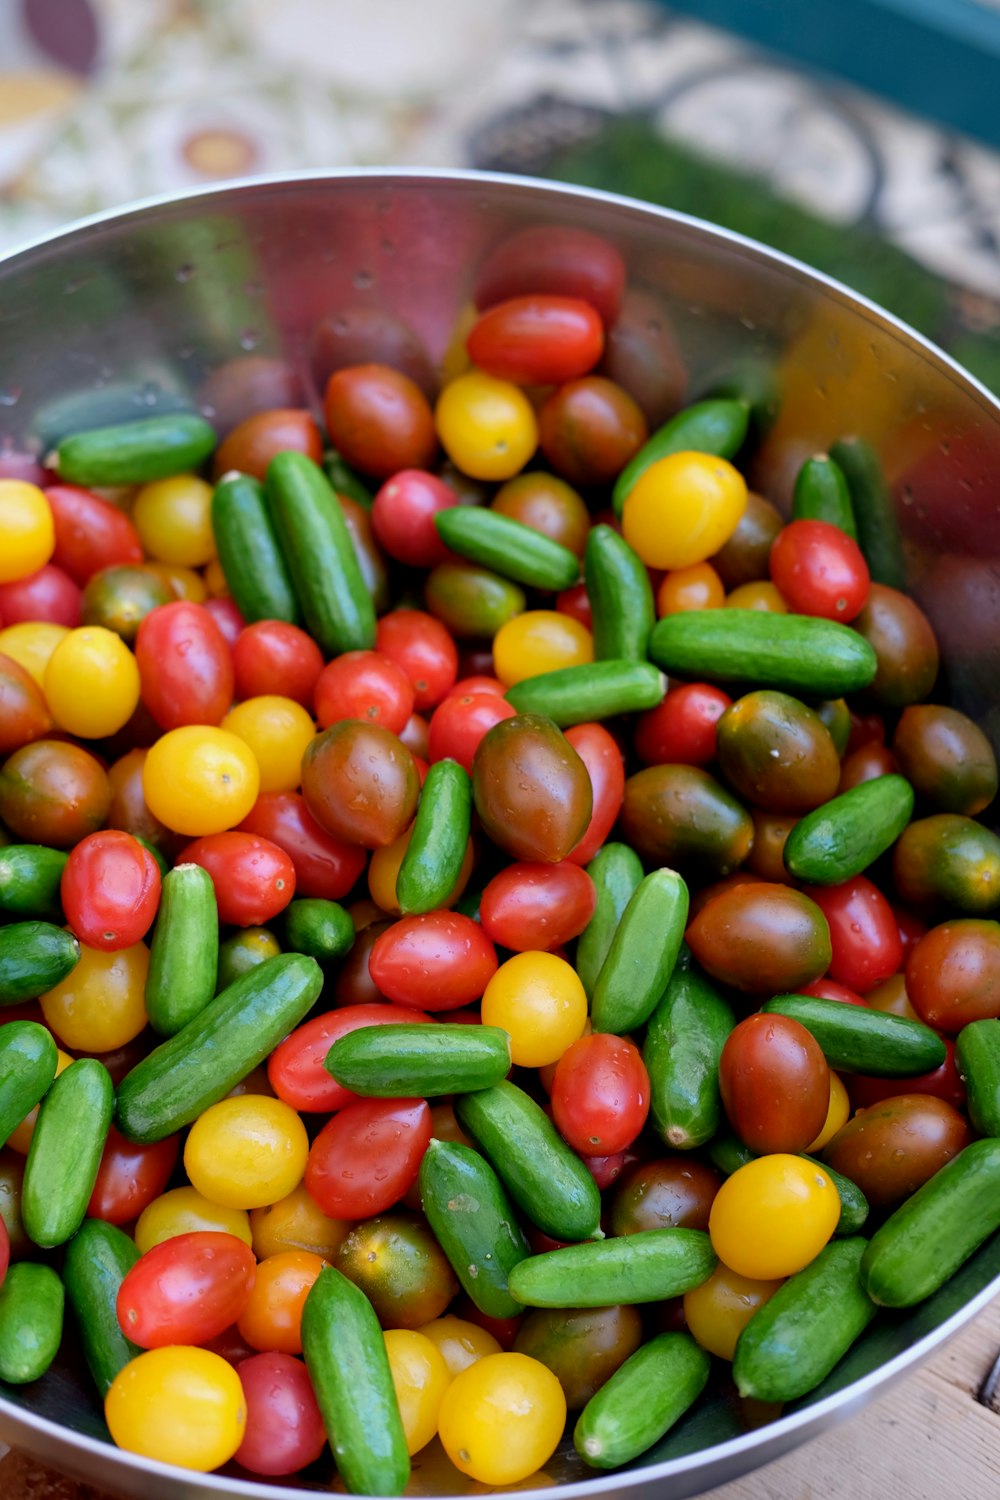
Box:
<box><xmin>4</xmin><ymin>1297</ymin><xmax>1000</xmax><ymax>1500</ymax></box>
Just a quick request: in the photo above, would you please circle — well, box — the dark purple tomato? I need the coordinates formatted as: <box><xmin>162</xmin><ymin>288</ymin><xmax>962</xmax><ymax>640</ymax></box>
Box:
<box><xmin>301</xmin><ymin>720</ymin><xmax>419</xmax><ymax>849</ymax></box>
<box><xmin>716</xmin><ymin>690</ymin><xmax>841</xmax><ymax>814</ymax></box>
<box><xmin>537</xmin><ymin>377</ymin><xmax>648</xmax><ymax>489</ymax></box>
<box><xmin>852</xmin><ymin>583</ymin><xmax>939</xmax><ymax>707</ymax></box>
<box><xmin>491</xmin><ymin>471</ymin><xmax>591</xmax><ymax>557</ymax></box>
<box><xmin>472</xmin><ymin>713</ymin><xmax>592</xmax><ymax>864</ymax></box>
<box><xmin>0</xmin><ymin>738</ymin><xmax>111</xmax><ymax>847</ymax></box>
<box><xmin>892</xmin><ymin>705</ymin><xmax>997</xmax><ymax>817</ymax></box>
<box><xmin>822</xmin><ymin>1094</ymin><xmax>972</xmax><ymax>1206</ymax></box>
<box><xmin>618</xmin><ymin>764</ymin><xmax>754</xmax><ymax>879</ymax></box>
<box><xmin>710</xmin><ymin>492</ymin><xmax>783</xmax><ymax>590</ymax></box>
<box><xmin>687</xmin><ymin>882</ymin><xmax>832</xmax><ymax>994</ymax></box>
<box><xmin>513</xmin><ymin>1304</ymin><xmax>643</xmax><ymax>1411</ymax></box>
<box><xmin>334</xmin><ymin>1212</ymin><xmax>457</xmax><ymax>1330</ymax></box>
<box><xmin>609</xmin><ymin>1158</ymin><xmax>723</xmax><ymax>1235</ymax></box>
<box><xmin>719</xmin><ymin>1013</ymin><xmax>830</xmax><ymax>1153</ymax></box>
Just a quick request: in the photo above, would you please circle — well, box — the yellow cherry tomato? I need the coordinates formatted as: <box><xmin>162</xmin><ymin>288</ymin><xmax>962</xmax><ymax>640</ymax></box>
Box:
<box><xmin>368</xmin><ymin>821</ymin><xmax>475</xmax><ymax>916</ymax></box>
<box><xmin>44</xmin><ymin>626</ymin><xmax>141</xmax><ymax>739</ymax></box>
<box><xmin>708</xmin><ymin>1154</ymin><xmax>841</xmax><ymax>1280</ymax></box>
<box><xmin>184</xmin><ymin>1095</ymin><xmax>309</xmax><ymax>1210</ymax></box>
<box><xmin>203</xmin><ymin>556</ymin><xmax>230</xmax><ymax>597</ymax></box>
<box><xmin>493</xmin><ymin>610</ymin><xmax>593</xmax><ymax>688</ymax></box>
<box><xmin>237</xmin><ymin>1249</ymin><xmax>326</xmax><ymax>1355</ymax></box>
<box><xmin>221</xmin><ymin>696</ymin><xmax>316</xmax><ymax>795</ymax></box>
<box><xmin>683</xmin><ymin>1262</ymin><xmax>784</xmax><ymax>1361</ymax></box>
<box><xmin>481</xmin><ymin>951</ymin><xmax>587</xmax><ymax>1068</ymax></box>
<box><xmin>0</xmin><ymin>480</ymin><xmax>55</xmax><ymax>583</ymax></box>
<box><xmin>806</xmin><ymin>1070</ymin><xmax>851</xmax><ymax>1153</ymax></box>
<box><xmin>725</xmin><ymin>580</ymin><xmax>788</xmax><ymax>613</ymax></box>
<box><xmin>133</xmin><ymin>474</ymin><xmax>217</xmax><ymax>567</ymax></box>
<box><xmin>146</xmin><ymin>561</ymin><xmax>209</xmax><ymax>602</ymax></box>
<box><xmin>105</xmin><ymin>1347</ymin><xmax>246</xmax><ymax>1472</ymax></box>
<box><xmin>418</xmin><ymin>1315</ymin><xmax>502</xmax><ymax>1377</ymax></box>
<box><xmin>0</xmin><ymin>621</ymin><xmax>70</xmax><ymax>688</ymax></box>
<box><xmin>7</xmin><ymin>1048</ymin><xmax>72</xmax><ymax>1154</ymax></box>
<box><xmin>135</xmin><ymin>1186</ymin><xmax>253</xmax><ymax>1255</ymax></box>
<box><xmin>40</xmin><ymin>940</ymin><xmax>149</xmax><ymax>1053</ymax></box>
<box><xmin>438</xmin><ymin>1351</ymin><xmax>566</xmax><ymax>1486</ymax></box>
<box><xmin>436</xmin><ymin>372</ymin><xmax>538</xmax><ymax>481</ymax></box>
<box><xmin>622</xmin><ymin>451</ymin><xmax>747</xmax><ymax>570</ymax></box>
<box><xmin>249</xmin><ymin>1181</ymin><xmax>352</xmax><ymax>1262</ymax></box>
<box><xmin>384</xmin><ymin>1328</ymin><xmax>452</xmax><ymax>1455</ymax></box>
<box><xmin>656</xmin><ymin>561</ymin><xmax>726</xmax><ymax>616</ymax></box>
<box><xmin>143</xmin><ymin>725</ymin><xmax>260</xmax><ymax>836</ymax></box>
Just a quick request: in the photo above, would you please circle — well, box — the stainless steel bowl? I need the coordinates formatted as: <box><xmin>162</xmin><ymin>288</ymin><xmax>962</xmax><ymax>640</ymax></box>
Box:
<box><xmin>2</xmin><ymin>168</ymin><xmax>1000</xmax><ymax>1500</ymax></box>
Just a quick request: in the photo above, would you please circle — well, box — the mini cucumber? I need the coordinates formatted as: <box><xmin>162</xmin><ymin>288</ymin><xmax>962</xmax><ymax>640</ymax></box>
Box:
<box><xmin>0</xmin><ymin>1020</ymin><xmax>57</xmax><ymax>1143</ymax></box>
<box><xmin>829</xmin><ymin>437</ymin><xmax>907</xmax><ymax>590</ymax></box>
<box><xmin>23</xmin><ymin>1058</ymin><xmax>113</xmax><ymax>1248</ymax></box>
<box><xmin>861</xmin><ymin>1138</ymin><xmax>1000</xmax><ymax>1306</ymax></box>
<box><xmin>612</xmin><ymin>398</ymin><xmax>750</xmax><ymax>516</ymax></box>
<box><xmin>455</xmin><ymin>1081</ymin><xmax>602</xmax><ymax>1242</ymax></box>
<box><xmin>0</xmin><ymin>1262</ymin><xmax>64</xmax><ymax>1384</ymax></box>
<box><xmin>644</xmin><ymin>968</ymin><xmax>734</xmax><ymax>1149</ymax></box>
<box><xmin>0</xmin><ymin>921</ymin><xmax>80</xmax><ymax>1003</ymax></box>
<box><xmin>302</xmin><ymin>1265</ymin><xmax>409</xmax><ymax>1496</ymax></box>
<box><xmin>505</xmin><ymin>660</ymin><xmax>666</xmax><ymax>727</ymax></box>
<box><xmin>326</xmin><ymin>1024</ymin><xmax>511</xmax><ymax>1097</ymax></box>
<box><xmin>733</xmin><ymin>1238</ymin><xmax>876</xmax><ymax>1402</ymax></box>
<box><xmin>508</xmin><ymin>1229</ymin><xmax>716</xmax><ymax>1308</ymax></box>
<box><xmin>283</xmin><ymin>899</ymin><xmax>355</xmax><ymax>962</ymax></box>
<box><xmin>146</xmin><ymin>863</ymin><xmax>219</xmax><ymax>1037</ymax></box>
<box><xmin>791</xmin><ymin>455</ymin><xmax>858</xmax><ymax>539</ymax></box>
<box><xmin>708</xmin><ymin>1130</ymin><xmax>756</xmax><ymax>1177</ymax></box>
<box><xmin>576</xmin><ymin>843</ymin><xmax>644</xmax><ymax>999</ymax></box>
<box><xmin>801</xmin><ymin>1157</ymin><xmax>869</xmax><ymax>1235</ymax></box>
<box><xmin>649</xmin><ymin>611</ymin><xmax>878</xmax><ymax>697</ymax></box>
<box><xmin>762</xmin><ymin>994</ymin><xmax>945</xmax><ymax>1076</ymax></box>
<box><xmin>63</xmin><ymin>1218</ymin><xmax>140</xmax><ymax>1396</ymax></box>
<box><xmin>419</xmin><ymin>1139</ymin><xmax>530</xmax><ymax>1318</ymax></box>
<box><xmin>116</xmin><ymin>952</ymin><xmax>323</xmax><ymax>1143</ymax></box>
<box><xmin>783</xmin><ymin>773</ymin><xmax>914</xmax><ymax>885</ymax></box>
<box><xmin>574</xmin><ymin>1333</ymin><xmax>710</xmax><ymax>1469</ymax></box>
<box><xmin>434</xmin><ymin>507</ymin><xmax>580</xmax><ymax>592</ymax></box>
<box><xmin>324</xmin><ymin>449</ymin><xmax>374</xmax><ymax>508</ymax></box>
<box><xmin>584</xmin><ymin>525</ymin><xmax>656</xmax><ymax>662</ymax></box>
<box><xmin>957</xmin><ymin>1020</ymin><xmax>1000</xmax><ymax>1137</ymax></box>
<box><xmin>396</xmin><ymin>759</ymin><xmax>472</xmax><ymax>915</ymax></box>
<box><xmin>0</xmin><ymin>845</ymin><xmax>67</xmax><ymax>918</ymax></box>
<box><xmin>265</xmin><ymin>451</ymin><xmax>376</xmax><ymax>656</ymax></box>
<box><xmin>592</xmin><ymin>869</ymin><xmax>689</xmax><ymax>1035</ymax></box>
<box><xmin>55</xmin><ymin>413</ymin><xmax>217</xmax><ymax>486</ymax></box>
<box><xmin>211</xmin><ymin>473</ymin><xmax>301</xmax><ymax>624</ymax></box>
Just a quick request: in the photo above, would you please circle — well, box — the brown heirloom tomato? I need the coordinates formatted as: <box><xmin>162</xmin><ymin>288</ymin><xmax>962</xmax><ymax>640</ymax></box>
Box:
<box><xmin>0</xmin><ymin>738</ymin><xmax>111</xmax><ymax>848</ymax></box>
<box><xmin>491</xmin><ymin>472</ymin><xmax>591</xmax><ymax>557</ymax></box>
<box><xmin>213</xmin><ymin>409</ymin><xmax>322</xmax><ymax>482</ymax></box>
<box><xmin>335</xmin><ymin>1213</ymin><xmax>457</xmax><ymax>1330</ymax></box>
<box><xmin>906</xmin><ymin>919</ymin><xmax>1000</xmax><ymax>1031</ymax></box>
<box><xmin>822</xmin><ymin>1095</ymin><xmax>972</xmax><ymax>1206</ymax></box>
<box><xmin>716</xmin><ymin>691</ymin><xmax>841</xmax><ymax>814</ymax></box>
<box><xmin>719</xmin><ymin>1014</ymin><xmax>829</xmax><ymax>1154</ymax></box>
<box><xmin>82</xmin><ymin>565</ymin><xmax>173</xmax><ymax>644</ymax></box>
<box><xmin>618</xmin><ymin>764</ymin><xmax>753</xmax><ymax>879</ymax></box>
<box><xmin>893</xmin><ymin>814</ymin><xmax>1000</xmax><ymax>914</ymax></box>
<box><xmin>472</xmin><ymin>714</ymin><xmax>592</xmax><ymax>864</ymax></box>
<box><xmin>838</xmin><ymin>741</ymin><xmax>895</xmax><ymax>792</ymax></box>
<box><xmin>0</xmin><ymin>651</ymin><xmax>52</xmax><ymax>754</ymax></box>
<box><xmin>609</xmin><ymin>1158</ymin><xmax>722</xmax><ymax>1236</ymax></box>
<box><xmin>324</xmin><ymin>364</ymin><xmax>436</xmax><ymax>479</ymax></box>
<box><xmin>538</xmin><ymin>377</ymin><xmax>647</xmax><ymax>489</ymax></box>
<box><xmin>513</xmin><ymin>1305</ymin><xmax>643</xmax><ymax>1410</ymax></box>
<box><xmin>106</xmin><ymin>747</ymin><xmax>184</xmax><ymax>860</ymax></box>
<box><xmin>710</xmin><ymin>492</ymin><xmax>783</xmax><ymax>590</ymax></box>
<box><xmin>301</xmin><ymin>720</ymin><xmax>419</xmax><ymax>850</ymax></box>
<box><xmin>687</xmin><ymin>882</ymin><xmax>832</xmax><ymax>993</ymax></box>
<box><xmin>746</xmin><ymin>811</ymin><xmax>798</xmax><ymax>883</ymax></box>
<box><xmin>852</xmin><ymin>584</ymin><xmax>939</xmax><ymax>707</ymax></box>
<box><xmin>892</xmin><ymin>704</ymin><xmax>998</xmax><ymax>817</ymax></box>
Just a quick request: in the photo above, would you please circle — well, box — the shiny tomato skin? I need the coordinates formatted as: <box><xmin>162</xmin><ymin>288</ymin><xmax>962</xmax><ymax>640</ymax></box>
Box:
<box><xmin>232</xmin><ymin>622</ymin><xmax>325</xmax><ymax>708</ymax></box>
<box><xmin>769</xmin><ymin>520</ymin><xmax>870</xmax><ymax>621</ymax></box>
<box><xmin>687</xmin><ymin>883</ymin><xmax>832</xmax><ymax>994</ymax></box>
<box><xmin>117</xmin><ymin>1231</ymin><xmax>257</xmax><ymax>1349</ymax></box>
<box><xmin>472</xmin><ymin>714</ymin><xmax>593</xmax><ymax>865</ymax></box>
<box><xmin>633</xmin><ymin>684</ymin><xmax>732</xmax><ymax>767</ymax></box>
<box><xmin>851</xmin><ymin>1036</ymin><xmax>966</xmax><ymax>1111</ymax></box>
<box><xmin>87</xmin><ymin>1127</ymin><xmax>179</xmax><ymax>1226</ymax></box>
<box><xmin>46</xmin><ymin>484</ymin><xmax>143</xmax><ymax>584</ymax></box>
<box><xmin>304</xmin><ymin>1098</ymin><xmax>432</xmax><ymax>1219</ymax></box>
<box><xmin>467</xmin><ymin>296</ymin><xmax>605</xmax><ymax>386</ymax></box>
<box><xmin>313</xmin><ymin>650</ymin><xmax>415</xmax><ymax>735</ymax></box>
<box><xmin>822</xmin><ymin>1094</ymin><xmax>972</xmax><ymax>1207</ymax></box>
<box><xmin>369</xmin><ymin>913</ymin><xmax>498</xmax><ymax>1010</ymax></box>
<box><xmin>213</xmin><ymin>409</ymin><xmax>323</xmax><ymax>483</ymax></box>
<box><xmin>333</xmin><ymin>919</ymin><xmax>393</xmax><ymax>1007</ymax></box>
<box><xmin>234</xmin><ymin>1352</ymin><xmax>327</xmax><ymax>1477</ymax></box>
<box><xmin>180</xmin><ymin>831</ymin><xmax>296</xmax><ymax>926</ymax></box>
<box><xmin>538</xmin><ymin>377</ymin><xmax>647</xmax><ymax>490</ymax></box>
<box><xmin>799</xmin><ymin>977</ymin><xmax>868</xmax><ymax>1007</ymax></box>
<box><xmin>301</xmin><ymin>721</ymin><xmax>420</xmax><ymax>849</ymax></box>
<box><xmin>894</xmin><ymin>905</ymin><xmax>928</xmax><ymax>964</ymax></box>
<box><xmin>906</xmin><ymin>919</ymin><xmax>1000</xmax><ymax>1031</ymax></box>
<box><xmin>474</xmin><ymin>226</ymin><xmax>626</xmax><ymax>326</ymax></box>
<box><xmin>376</xmin><ymin>610</ymin><xmax>458</xmax><ymax>712</ymax></box>
<box><xmin>238</xmin><ymin>791</ymin><xmax>366</xmax><ymax>899</ymax></box>
<box><xmin>0</xmin><ymin>651</ymin><xmax>53</xmax><ymax>753</ymax></box>
<box><xmin>371</xmin><ymin>470</ymin><xmax>455</xmax><ymax>568</ymax></box>
<box><xmin>267</xmin><ymin>1002</ymin><xmax>433</xmax><ymax>1113</ymax></box>
<box><xmin>0</xmin><ymin>738</ymin><xmax>111</xmax><ymax>848</ymax></box>
<box><xmin>60</xmin><ymin>830</ymin><xmax>162</xmax><ymax>950</ymax></box>
<box><xmin>719</xmin><ymin>1013</ymin><xmax>829</xmax><ymax>1154</ymax></box>
<box><xmin>203</xmin><ymin>597</ymin><xmax>245</xmax><ymax>649</ymax></box>
<box><xmin>324</xmin><ymin>365</ymin><xmax>437</xmax><ymax>479</ymax></box>
<box><xmin>427</xmin><ymin>691</ymin><xmax>518</xmax><ymax>774</ymax></box>
<box><xmin>555</xmin><ymin>582</ymin><xmax>592</xmax><ymax>630</ymax></box>
<box><xmin>808</xmin><ymin>877</ymin><xmax>902</xmax><ymax>993</ymax></box>
<box><xmin>0</xmin><ymin>565</ymin><xmax>82</xmax><ymax>627</ymax></box>
<box><xmin>564</xmin><ymin>722</ymin><xmax>625</xmax><ymax>866</ymax></box>
<box><xmin>609</xmin><ymin>1157</ymin><xmax>721</xmax><ymax>1235</ymax></box>
<box><xmin>135</xmin><ymin>601</ymin><xmax>234</xmax><ymax>730</ymax></box>
<box><xmin>480</xmin><ymin>862</ymin><xmax>596</xmax><ymax>952</ymax></box>
<box><xmin>838</xmin><ymin>741</ymin><xmax>896</xmax><ymax>792</ymax></box>
<box><xmin>551</xmin><ymin>1034</ymin><xmax>649</xmax><ymax>1155</ymax></box>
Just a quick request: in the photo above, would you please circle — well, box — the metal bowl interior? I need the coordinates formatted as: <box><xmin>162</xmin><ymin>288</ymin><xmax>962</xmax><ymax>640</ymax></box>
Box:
<box><xmin>2</xmin><ymin>169</ymin><xmax>1000</xmax><ymax>1500</ymax></box>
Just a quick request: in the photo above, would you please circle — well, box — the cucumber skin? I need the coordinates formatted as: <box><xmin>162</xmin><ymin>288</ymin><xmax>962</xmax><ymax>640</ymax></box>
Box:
<box><xmin>576</xmin><ymin>844</ymin><xmax>644</xmax><ymax>999</ymax></box>
<box><xmin>419</xmin><ymin>1139</ymin><xmax>529</xmax><ymax>1318</ymax></box>
<box><xmin>63</xmin><ymin>1219</ymin><xmax>141</xmax><ymax>1396</ymax></box>
<box><xmin>505</xmin><ymin>661</ymin><xmax>666</xmax><ymax>727</ymax></box>
<box><xmin>283</xmin><ymin>899</ymin><xmax>355</xmax><ymax>962</ymax></box>
<box><xmin>791</xmin><ymin>455</ymin><xmax>858</xmax><ymax>540</ymax></box>
<box><xmin>211</xmin><ymin>473</ymin><xmax>301</xmax><ymax>625</ymax></box>
<box><xmin>0</xmin><ymin>1020</ymin><xmax>57</xmax><ymax>1144</ymax></box>
<box><xmin>0</xmin><ymin>845</ymin><xmax>67</xmax><ymax>918</ymax></box>
<box><xmin>574</xmin><ymin>1333</ymin><xmax>710</xmax><ymax>1469</ymax></box>
<box><xmin>733</xmin><ymin>1238</ymin><xmax>876</xmax><ymax>1402</ymax></box>
<box><xmin>434</xmin><ymin>507</ymin><xmax>580</xmax><ymax>592</ymax></box>
<box><xmin>802</xmin><ymin>1157</ymin><xmax>869</xmax><ymax>1236</ymax></box>
<box><xmin>612</xmin><ymin>399</ymin><xmax>750</xmax><ymax>515</ymax></box>
<box><xmin>762</xmin><ymin>994</ymin><xmax>945</xmax><ymax>1076</ymax></box>
<box><xmin>861</xmin><ymin>1138</ymin><xmax>1000</xmax><ymax>1307</ymax></box>
<box><xmin>326</xmin><ymin>1024</ymin><xmax>511</xmax><ymax>1098</ymax></box>
<box><xmin>957</xmin><ymin>1020</ymin><xmax>1000</xmax><ymax>1137</ymax></box>
<box><xmin>783</xmin><ymin>774</ymin><xmax>914</xmax><ymax>885</ymax></box>
<box><xmin>55</xmin><ymin>414</ymin><xmax>217</xmax><ymax>486</ymax></box>
<box><xmin>644</xmin><ymin>969</ymin><xmax>734</xmax><ymax>1149</ymax></box>
<box><xmin>0</xmin><ymin>921</ymin><xmax>80</xmax><ymax>1003</ymax></box>
<box><xmin>396</xmin><ymin>759</ymin><xmax>472</xmax><ymax>915</ymax></box>
<box><xmin>584</xmin><ymin>525</ymin><xmax>656</xmax><ymax>662</ymax></box>
<box><xmin>146</xmin><ymin>863</ymin><xmax>219</xmax><ymax>1037</ymax></box>
<box><xmin>22</xmin><ymin>1058</ymin><xmax>114</xmax><ymax>1248</ymax></box>
<box><xmin>649</xmin><ymin>610</ymin><xmax>878</xmax><ymax>697</ymax></box>
<box><xmin>591</xmin><ymin>869</ymin><xmax>689</xmax><ymax>1035</ymax></box>
<box><xmin>830</xmin><ymin>438</ymin><xmax>907</xmax><ymax>591</ymax></box>
<box><xmin>115</xmin><ymin>953</ymin><xmax>323</xmax><ymax>1143</ymax></box>
<box><xmin>508</xmin><ymin>1229</ymin><xmax>717</xmax><ymax>1308</ymax></box>
<box><xmin>0</xmin><ymin>1262</ymin><xmax>65</xmax><ymax>1384</ymax></box>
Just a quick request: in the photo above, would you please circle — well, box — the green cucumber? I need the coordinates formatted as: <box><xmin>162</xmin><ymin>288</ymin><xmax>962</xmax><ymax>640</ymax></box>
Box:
<box><xmin>116</xmin><ymin>952</ymin><xmax>323</xmax><ymax>1143</ymax></box>
<box><xmin>576</xmin><ymin>843</ymin><xmax>644</xmax><ymax>999</ymax></box>
<box><xmin>0</xmin><ymin>921</ymin><xmax>80</xmax><ymax>1003</ymax></box>
<box><xmin>649</xmin><ymin>610</ymin><xmax>878</xmax><ymax>697</ymax></box>
<box><xmin>762</xmin><ymin>994</ymin><xmax>945</xmax><ymax>1076</ymax></box>
<box><xmin>829</xmin><ymin>437</ymin><xmax>907</xmax><ymax>590</ymax></box>
<box><xmin>612</xmin><ymin>398</ymin><xmax>750</xmax><ymax>516</ymax></box>
<box><xmin>265</xmin><ymin>451</ymin><xmax>376</xmax><ymax>656</ymax></box>
<box><xmin>424</xmin><ymin>561</ymin><xmax>526</xmax><ymax>640</ymax></box>
<box><xmin>802</xmin><ymin>1157</ymin><xmax>869</xmax><ymax>1235</ymax></box>
<box><xmin>396</xmin><ymin>759</ymin><xmax>472</xmax><ymax>915</ymax></box>
<box><xmin>302</xmin><ymin>1265</ymin><xmax>409</xmax><ymax>1496</ymax></box>
<box><xmin>22</xmin><ymin>1058</ymin><xmax>113</xmax><ymax>1248</ymax></box>
<box><xmin>861</xmin><ymin>1138</ymin><xmax>1000</xmax><ymax>1306</ymax></box>
<box><xmin>644</xmin><ymin>968</ymin><xmax>734</xmax><ymax>1149</ymax></box>
<box><xmin>592</xmin><ymin>869</ymin><xmax>689</xmax><ymax>1035</ymax></box>
<box><xmin>0</xmin><ymin>845</ymin><xmax>67</xmax><ymax>918</ymax></box>
<box><xmin>326</xmin><ymin>1024</ymin><xmax>511</xmax><ymax>1098</ymax></box>
<box><xmin>574</xmin><ymin>1333</ymin><xmax>710</xmax><ymax>1469</ymax></box>
<box><xmin>0</xmin><ymin>1020</ymin><xmax>58</xmax><ymax>1143</ymax></box>
<box><xmin>791</xmin><ymin>455</ymin><xmax>858</xmax><ymax>539</ymax></box>
<box><xmin>508</xmin><ymin>1229</ymin><xmax>716</xmax><ymax>1308</ymax></box>
<box><xmin>584</xmin><ymin>525</ymin><xmax>656</xmax><ymax>662</ymax></box>
<box><xmin>283</xmin><ymin>899</ymin><xmax>355</xmax><ymax>963</ymax></box>
<box><xmin>434</xmin><ymin>507</ymin><xmax>579</xmax><ymax>592</ymax></box>
<box><xmin>708</xmin><ymin>1130</ymin><xmax>756</xmax><ymax>1177</ymax></box>
<box><xmin>0</xmin><ymin>1262</ymin><xmax>64</xmax><ymax>1384</ymax></box>
<box><xmin>455</xmin><ymin>1081</ymin><xmax>602</xmax><ymax>1242</ymax></box>
<box><xmin>146</xmin><ymin>863</ymin><xmax>219</xmax><ymax>1037</ymax></box>
<box><xmin>733</xmin><ymin>1238</ymin><xmax>876</xmax><ymax>1402</ymax></box>
<box><xmin>324</xmin><ymin>450</ymin><xmax>374</xmax><ymax>509</ymax></box>
<box><xmin>957</xmin><ymin>1020</ymin><xmax>1000</xmax><ymax>1137</ymax></box>
<box><xmin>211</xmin><ymin>473</ymin><xmax>301</xmax><ymax>625</ymax></box>
<box><xmin>783</xmin><ymin>773</ymin><xmax>914</xmax><ymax>885</ymax></box>
<box><xmin>505</xmin><ymin>660</ymin><xmax>666</xmax><ymax>727</ymax></box>
<box><xmin>418</xmin><ymin>1139</ymin><xmax>529</xmax><ymax>1318</ymax></box>
<box><xmin>55</xmin><ymin>413</ymin><xmax>217</xmax><ymax>486</ymax></box>
<box><xmin>63</xmin><ymin>1218</ymin><xmax>140</xmax><ymax>1396</ymax></box>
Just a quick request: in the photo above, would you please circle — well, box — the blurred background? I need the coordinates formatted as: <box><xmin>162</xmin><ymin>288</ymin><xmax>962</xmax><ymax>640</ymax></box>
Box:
<box><xmin>2</xmin><ymin>0</ymin><xmax>1000</xmax><ymax>391</ymax></box>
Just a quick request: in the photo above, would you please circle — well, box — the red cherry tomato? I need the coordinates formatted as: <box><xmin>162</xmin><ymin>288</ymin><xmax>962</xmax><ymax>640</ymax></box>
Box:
<box><xmin>117</xmin><ymin>1232</ymin><xmax>257</xmax><ymax>1349</ymax></box>
<box><xmin>213</xmin><ymin>409</ymin><xmax>323</xmax><ymax>482</ymax></box>
<box><xmin>769</xmin><ymin>520</ymin><xmax>870</xmax><ymax>622</ymax></box>
<box><xmin>203</xmin><ymin>597</ymin><xmax>246</xmax><ymax>649</ymax></box>
<box><xmin>427</xmin><ymin>691</ymin><xmax>517</xmax><ymax>773</ymax></box>
<box><xmin>305</xmin><ymin>1098</ymin><xmax>432</xmax><ymax>1219</ymax></box>
<box><xmin>375</xmin><ymin>610</ymin><xmax>458</xmax><ymax>711</ymax></box>
<box><xmin>564</xmin><ymin>722</ymin><xmax>625</xmax><ymax>866</ymax></box>
<box><xmin>234</xmin><ymin>1352</ymin><xmax>327</xmax><ymax>1477</ymax></box>
<box><xmin>46</xmin><ymin>484</ymin><xmax>143</xmax><ymax>584</ymax></box>
<box><xmin>232</xmin><ymin>621</ymin><xmax>325</xmax><ymax>708</ymax></box>
<box><xmin>799</xmin><ymin>977</ymin><xmax>868</xmax><ymax>1007</ymax></box>
<box><xmin>808</xmin><ymin>876</ymin><xmax>902</xmax><ymax>992</ymax></box>
<box><xmin>371</xmin><ymin>470</ymin><xmax>455</xmax><ymax>567</ymax></box>
<box><xmin>324</xmin><ymin>365</ymin><xmax>437</xmax><ymax>479</ymax></box>
<box><xmin>555</xmin><ymin>582</ymin><xmax>592</xmax><ymax>631</ymax></box>
<box><xmin>550</xmin><ymin>1034</ymin><xmax>650</xmax><ymax>1156</ymax></box>
<box><xmin>267</xmin><ymin>1002</ymin><xmax>433</xmax><ymax>1113</ymax></box>
<box><xmin>480</xmin><ymin>861</ymin><xmax>596</xmax><ymax>952</ymax></box>
<box><xmin>893</xmin><ymin>905</ymin><xmax>927</xmax><ymax>964</ymax></box>
<box><xmin>60</xmin><ymin>830</ymin><xmax>162</xmax><ymax>950</ymax></box>
<box><xmin>313</xmin><ymin>650</ymin><xmax>415</xmax><ymax>735</ymax></box>
<box><xmin>578</xmin><ymin>1152</ymin><xmax>629</xmax><ymax>1191</ymax></box>
<box><xmin>238</xmin><ymin>791</ymin><xmax>366</xmax><ymax>900</ymax></box>
<box><xmin>466</xmin><ymin>296</ymin><xmax>605</xmax><ymax>386</ymax></box>
<box><xmin>368</xmin><ymin>913</ymin><xmax>498</xmax><ymax>1010</ymax></box>
<box><xmin>0</xmin><ymin>565</ymin><xmax>82</xmax><ymax>627</ymax></box>
<box><xmin>398</xmin><ymin>712</ymin><xmax>430</xmax><ymax>760</ymax></box>
<box><xmin>474</xmin><ymin>226</ymin><xmax>626</xmax><ymax>326</ymax></box>
<box><xmin>180</xmin><ymin>831</ymin><xmax>296</xmax><ymax>926</ymax></box>
<box><xmin>447</xmin><ymin>676</ymin><xmax>506</xmax><ymax>699</ymax></box>
<box><xmin>135</xmin><ymin>601</ymin><xmax>234</xmax><ymax>730</ymax></box>
<box><xmin>0</xmin><ymin>651</ymin><xmax>53</xmax><ymax>752</ymax></box>
<box><xmin>87</xmin><ymin>1127</ymin><xmax>180</xmax><ymax>1225</ymax></box>
<box><xmin>633</xmin><ymin>684</ymin><xmax>732</xmax><ymax>767</ymax></box>
<box><xmin>851</xmin><ymin>1036</ymin><xmax>966</xmax><ymax>1111</ymax></box>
